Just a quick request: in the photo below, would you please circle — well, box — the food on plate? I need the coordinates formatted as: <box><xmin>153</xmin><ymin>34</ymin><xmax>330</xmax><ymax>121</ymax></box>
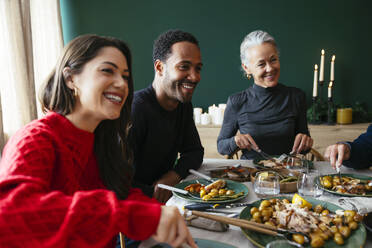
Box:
<box><xmin>292</xmin><ymin>193</ymin><xmax>312</xmax><ymax>209</ymax></box>
<box><xmin>257</xmin><ymin>155</ymin><xmax>305</xmax><ymax>169</ymax></box>
<box><xmin>204</xmin><ymin>179</ymin><xmax>226</xmax><ymax>192</ymax></box>
<box><xmin>246</xmin><ymin>196</ymin><xmax>363</xmax><ymax>247</ymax></box>
<box><xmin>209</xmin><ymin>166</ymin><xmax>251</xmax><ymax>181</ymax></box>
<box><xmin>319</xmin><ymin>175</ymin><xmax>372</xmax><ymax>195</ymax></box>
<box><xmin>183</xmin><ymin>179</ymin><xmax>243</xmax><ymax>201</ymax></box>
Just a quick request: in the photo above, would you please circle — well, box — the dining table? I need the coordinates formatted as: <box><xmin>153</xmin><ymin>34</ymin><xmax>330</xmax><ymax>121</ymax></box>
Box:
<box><xmin>165</xmin><ymin>158</ymin><xmax>372</xmax><ymax>248</ymax></box>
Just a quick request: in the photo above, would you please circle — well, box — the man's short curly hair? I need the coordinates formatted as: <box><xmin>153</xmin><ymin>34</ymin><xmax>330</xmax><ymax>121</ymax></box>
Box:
<box><xmin>152</xmin><ymin>29</ymin><xmax>199</xmax><ymax>63</ymax></box>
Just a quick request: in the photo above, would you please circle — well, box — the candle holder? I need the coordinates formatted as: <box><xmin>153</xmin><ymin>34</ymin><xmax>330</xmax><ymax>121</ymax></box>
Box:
<box><xmin>309</xmin><ymin>96</ymin><xmax>322</xmax><ymax>124</ymax></box>
<box><xmin>327</xmin><ymin>97</ymin><xmax>335</xmax><ymax>125</ymax></box>
<box><xmin>318</xmin><ymin>80</ymin><xmax>324</xmax><ymax>103</ymax></box>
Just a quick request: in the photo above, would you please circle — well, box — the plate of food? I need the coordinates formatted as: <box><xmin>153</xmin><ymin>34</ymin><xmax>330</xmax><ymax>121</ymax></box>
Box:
<box><xmin>317</xmin><ymin>174</ymin><xmax>372</xmax><ymax>197</ymax></box>
<box><xmin>208</xmin><ymin>166</ymin><xmax>256</xmax><ymax>182</ymax></box>
<box><xmin>173</xmin><ymin>178</ymin><xmax>248</xmax><ymax>203</ymax></box>
<box><xmin>250</xmin><ymin>169</ymin><xmax>301</xmax><ymax>193</ymax></box>
<box><xmin>253</xmin><ymin>155</ymin><xmax>313</xmax><ymax>171</ymax></box>
<box><xmin>239</xmin><ymin>195</ymin><xmax>366</xmax><ymax>248</ymax></box>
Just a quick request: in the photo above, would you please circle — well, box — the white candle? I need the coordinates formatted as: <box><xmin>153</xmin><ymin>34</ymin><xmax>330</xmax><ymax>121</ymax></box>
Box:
<box><xmin>330</xmin><ymin>55</ymin><xmax>336</xmax><ymax>81</ymax></box>
<box><xmin>193</xmin><ymin>108</ymin><xmax>202</xmax><ymax>124</ymax></box>
<box><xmin>208</xmin><ymin>104</ymin><xmax>218</xmax><ymax>124</ymax></box>
<box><xmin>200</xmin><ymin>113</ymin><xmax>211</xmax><ymax>125</ymax></box>
<box><xmin>218</xmin><ymin>103</ymin><xmax>226</xmax><ymax>110</ymax></box>
<box><xmin>319</xmin><ymin>49</ymin><xmax>325</xmax><ymax>82</ymax></box>
<box><xmin>313</xmin><ymin>64</ymin><xmax>318</xmax><ymax>97</ymax></box>
<box><xmin>214</xmin><ymin>107</ymin><xmax>224</xmax><ymax>125</ymax></box>
<box><xmin>328</xmin><ymin>81</ymin><xmax>333</xmax><ymax>98</ymax></box>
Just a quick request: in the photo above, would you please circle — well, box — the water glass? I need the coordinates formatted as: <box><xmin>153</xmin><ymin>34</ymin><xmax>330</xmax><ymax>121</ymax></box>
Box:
<box><xmin>266</xmin><ymin>240</ymin><xmax>302</xmax><ymax>248</ymax></box>
<box><xmin>297</xmin><ymin>172</ymin><xmax>323</xmax><ymax>198</ymax></box>
<box><xmin>254</xmin><ymin>171</ymin><xmax>280</xmax><ymax>198</ymax></box>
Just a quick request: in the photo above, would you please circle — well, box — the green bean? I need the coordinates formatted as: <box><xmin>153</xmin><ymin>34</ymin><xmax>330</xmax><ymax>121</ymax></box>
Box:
<box><xmin>280</xmin><ymin>176</ymin><xmax>298</xmax><ymax>183</ymax></box>
<box><xmin>205</xmin><ymin>192</ymin><xmax>244</xmax><ymax>201</ymax></box>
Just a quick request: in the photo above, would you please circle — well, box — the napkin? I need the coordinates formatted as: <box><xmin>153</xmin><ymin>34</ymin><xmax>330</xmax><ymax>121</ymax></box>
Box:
<box><xmin>184</xmin><ymin>214</ymin><xmax>229</xmax><ymax>232</ymax></box>
<box><xmin>337</xmin><ymin>197</ymin><xmax>372</xmax><ymax>214</ymax></box>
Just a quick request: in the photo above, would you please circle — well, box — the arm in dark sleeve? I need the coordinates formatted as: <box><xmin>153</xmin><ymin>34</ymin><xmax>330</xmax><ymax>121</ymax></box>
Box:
<box><xmin>129</xmin><ymin>102</ymin><xmax>155</xmax><ymax>196</ymax></box>
<box><xmin>217</xmin><ymin>97</ymin><xmax>239</xmax><ymax>156</ymax></box>
<box><xmin>343</xmin><ymin>124</ymin><xmax>372</xmax><ymax>169</ymax></box>
<box><xmin>173</xmin><ymin>105</ymin><xmax>204</xmax><ymax>179</ymax></box>
<box><xmin>295</xmin><ymin>90</ymin><xmax>310</xmax><ymax>136</ymax></box>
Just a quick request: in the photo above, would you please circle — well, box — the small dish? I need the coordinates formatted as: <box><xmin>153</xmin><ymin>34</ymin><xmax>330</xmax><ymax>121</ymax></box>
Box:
<box><xmin>250</xmin><ymin>169</ymin><xmax>301</xmax><ymax>193</ymax></box>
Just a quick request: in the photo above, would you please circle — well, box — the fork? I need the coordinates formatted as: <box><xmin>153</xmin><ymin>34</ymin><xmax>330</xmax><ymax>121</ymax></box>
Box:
<box><xmin>336</xmin><ymin>165</ymin><xmax>343</xmax><ymax>188</ymax></box>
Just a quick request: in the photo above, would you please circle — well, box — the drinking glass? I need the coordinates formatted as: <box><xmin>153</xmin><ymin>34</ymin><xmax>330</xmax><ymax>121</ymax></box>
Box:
<box><xmin>297</xmin><ymin>171</ymin><xmax>323</xmax><ymax>198</ymax></box>
<box><xmin>265</xmin><ymin>240</ymin><xmax>302</xmax><ymax>248</ymax></box>
<box><xmin>254</xmin><ymin>171</ymin><xmax>280</xmax><ymax>198</ymax></box>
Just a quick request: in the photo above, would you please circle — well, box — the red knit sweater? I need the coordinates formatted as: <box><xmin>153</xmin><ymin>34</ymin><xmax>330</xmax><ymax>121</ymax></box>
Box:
<box><xmin>0</xmin><ymin>112</ymin><xmax>161</xmax><ymax>247</ymax></box>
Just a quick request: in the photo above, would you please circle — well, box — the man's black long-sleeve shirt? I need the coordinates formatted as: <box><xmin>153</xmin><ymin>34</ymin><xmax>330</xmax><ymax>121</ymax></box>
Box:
<box><xmin>129</xmin><ymin>85</ymin><xmax>204</xmax><ymax>195</ymax></box>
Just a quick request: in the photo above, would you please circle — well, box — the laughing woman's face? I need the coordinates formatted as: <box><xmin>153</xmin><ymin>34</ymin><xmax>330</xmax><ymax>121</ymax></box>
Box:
<box><xmin>242</xmin><ymin>42</ymin><xmax>280</xmax><ymax>88</ymax></box>
<box><xmin>66</xmin><ymin>46</ymin><xmax>130</xmax><ymax>131</ymax></box>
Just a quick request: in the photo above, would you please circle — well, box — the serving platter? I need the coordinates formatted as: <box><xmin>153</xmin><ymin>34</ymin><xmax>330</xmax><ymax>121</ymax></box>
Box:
<box><xmin>173</xmin><ymin>178</ymin><xmax>248</xmax><ymax>203</ymax></box>
<box><xmin>239</xmin><ymin>196</ymin><xmax>367</xmax><ymax>248</ymax></box>
<box><xmin>316</xmin><ymin>173</ymin><xmax>372</xmax><ymax>197</ymax></box>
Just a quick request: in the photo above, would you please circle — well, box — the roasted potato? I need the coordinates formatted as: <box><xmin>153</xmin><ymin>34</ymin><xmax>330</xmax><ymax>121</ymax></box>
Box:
<box><xmin>334</xmin><ymin>232</ymin><xmax>344</xmax><ymax>245</ymax></box>
<box><xmin>339</xmin><ymin>225</ymin><xmax>351</xmax><ymax>238</ymax></box>
<box><xmin>292</xmin><ymin>234</ymin><xmax>305</xmax><ymax>245</ymax></box>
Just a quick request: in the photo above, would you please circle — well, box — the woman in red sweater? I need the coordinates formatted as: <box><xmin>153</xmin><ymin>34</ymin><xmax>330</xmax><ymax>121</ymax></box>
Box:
<box><xmin>0</xmin><ymin>34</ymin><xmax>196</xmax><ymax>248</ymax></box>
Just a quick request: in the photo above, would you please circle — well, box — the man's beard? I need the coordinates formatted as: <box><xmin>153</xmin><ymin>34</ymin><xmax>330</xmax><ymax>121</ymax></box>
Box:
<box><xmin>163</xmin><ymin>76</ymin><xmax>194</xmax><ymax>103</ymax></box>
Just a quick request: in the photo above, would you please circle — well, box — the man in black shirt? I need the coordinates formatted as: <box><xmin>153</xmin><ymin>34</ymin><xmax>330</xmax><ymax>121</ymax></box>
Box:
<box><xmin>130</xmin><ymin>30</ymin><xmax>204</xmax><ymax>203</ymax></box>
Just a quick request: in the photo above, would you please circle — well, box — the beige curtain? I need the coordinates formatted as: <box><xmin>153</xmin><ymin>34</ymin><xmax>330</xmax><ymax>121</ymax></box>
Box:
<box><xmin>0</xmin><ymin>0</ymin><xmax>63</xmax><ymax>153</ymax></box>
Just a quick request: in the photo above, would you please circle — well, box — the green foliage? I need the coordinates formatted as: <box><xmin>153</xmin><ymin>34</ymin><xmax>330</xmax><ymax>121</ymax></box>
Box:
<box><xmin>307</xmin><ymin>99</ymin><xmax>329</xmax><ymax>123</ymax></box>
<box><xmin>308</xmin><ymin>100</ymin><xmax>372</xmax><ymax>123</ymax></box>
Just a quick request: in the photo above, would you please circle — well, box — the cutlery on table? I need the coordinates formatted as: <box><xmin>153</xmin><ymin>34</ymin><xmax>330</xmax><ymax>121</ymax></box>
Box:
<box><xmin>336</xmin><ymin>165</ymin><xmax>343</xmax><ymax>187</ymax></box>
<box><xmin>203</xmin><ymin>163</ymin><xmax>242</xmax><ymax>171</ymax></box>
<box><xmin>251</xmin><ymin>147</ymin><xmax>277</xmax><ymax>163</ymax></box>
<box><xmin>157</xmin><ymin>184</ymin><xmax>200</xmax><ymax>199</ymax></box>
<box><xmin>184</xmin><ymin>202</ymin><xmax>254</xmax><ymax>211</ymax></box>
<box><xmin>189</xmin><ymin>169</ymin><xmax>214</xmax><ymax>183</ymax></box>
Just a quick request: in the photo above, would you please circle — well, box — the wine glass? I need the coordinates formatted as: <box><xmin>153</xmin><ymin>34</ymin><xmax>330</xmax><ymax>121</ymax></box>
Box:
<box><xmin>254</xmin><ymin>171</ymin><xmax>280</xmax><ymax>198</ymax></box>
<box><xmin>297</xmin><ymin>171</ymin><xmax>323</xmax><ymax>198</ymax></box>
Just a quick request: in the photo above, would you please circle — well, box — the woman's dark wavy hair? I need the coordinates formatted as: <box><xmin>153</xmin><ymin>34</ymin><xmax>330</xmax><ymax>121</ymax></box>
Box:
<box><xmin>40</xmin><ymin>34</ymin><xmax>134</xmax><ymax>199</ymax></box>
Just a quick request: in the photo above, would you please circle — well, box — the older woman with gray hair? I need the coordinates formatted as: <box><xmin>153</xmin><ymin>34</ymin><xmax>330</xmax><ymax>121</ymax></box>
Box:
<box><xmin>217</xmin><ymin>30</ymin><xmax>313</xmax><ymax>159</ymax></box>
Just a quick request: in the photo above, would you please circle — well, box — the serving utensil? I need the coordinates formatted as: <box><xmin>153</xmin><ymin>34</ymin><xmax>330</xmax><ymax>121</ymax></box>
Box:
<box><xmin>189</xmin><ymin>210</ymin><xmax>309</xmax><ymax>245</ymax></box>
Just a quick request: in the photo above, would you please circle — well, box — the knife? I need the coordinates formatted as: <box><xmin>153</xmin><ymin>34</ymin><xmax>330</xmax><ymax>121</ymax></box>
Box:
<box><xmin>251</xmin><ymin>147</ymin><xmax>277</xmax><ymax>162</ymax></box>
<box><xmin>189</xmin><ymin>169</ymin><xmax>214</xmax><ymax>183</ymax></box>
<box><xmin>184</xmin><ymin>202</ymin><xmax>253</xmax><ymax>211</ymax></box>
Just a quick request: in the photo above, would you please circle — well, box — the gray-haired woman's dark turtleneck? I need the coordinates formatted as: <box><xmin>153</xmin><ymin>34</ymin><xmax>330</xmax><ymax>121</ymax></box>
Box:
<box><xmin>217</xmin><ymin>83</ymin><xmax>310</xmax><ymax>159</ymax></box>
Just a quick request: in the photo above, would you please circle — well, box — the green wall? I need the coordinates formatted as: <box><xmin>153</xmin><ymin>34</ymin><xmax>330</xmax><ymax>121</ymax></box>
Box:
<box><xmin>60</xmin><ymin>0</ymin><xmax>372</xmax><ymax>112</ymax></box>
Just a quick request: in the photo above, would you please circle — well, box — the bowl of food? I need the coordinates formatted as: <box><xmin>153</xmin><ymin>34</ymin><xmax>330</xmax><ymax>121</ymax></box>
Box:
<box><xmin>250</xmin><ymin>169</ymin><xmax>300</xmax><ymax>193</ymax></box>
